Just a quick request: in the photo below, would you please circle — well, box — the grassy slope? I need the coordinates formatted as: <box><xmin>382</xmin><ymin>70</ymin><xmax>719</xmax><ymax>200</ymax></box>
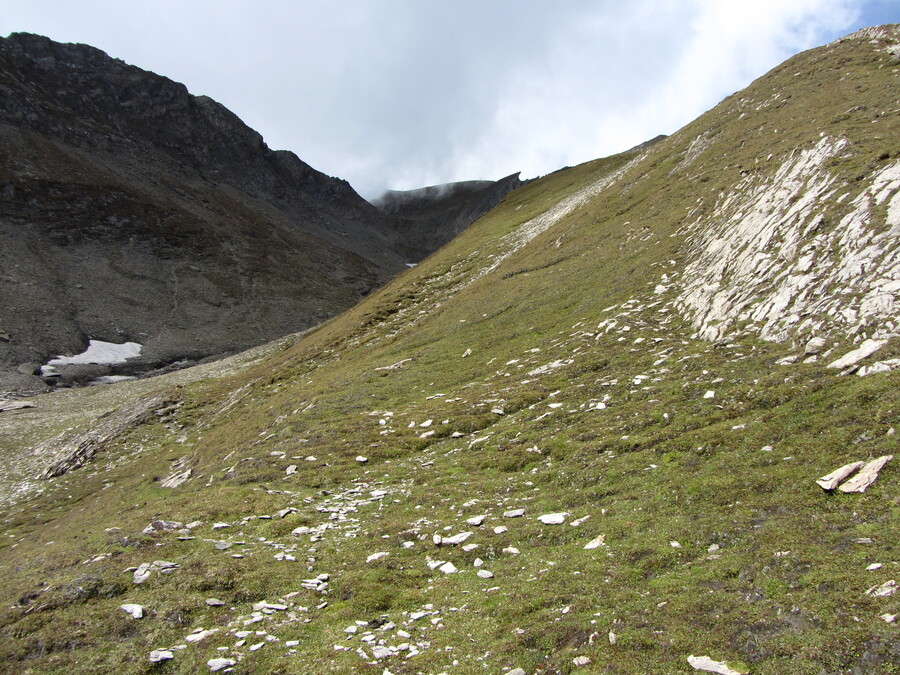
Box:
<box><xmin>0</xmin><ymin>29</ymin><xmax>898</xmax><ymax>675</ymax></box>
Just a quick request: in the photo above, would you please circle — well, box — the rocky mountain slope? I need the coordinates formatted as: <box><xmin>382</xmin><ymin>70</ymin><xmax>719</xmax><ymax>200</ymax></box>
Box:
<box><xmin>0</xmin><ymin>33</ymin><xmax>513</xmax><ymax>395</ymax></box>
<box><xmin>372</xmin><ymin>173</ymin><xmax>523</xmax><ymax>260</ymax></box>
<box><xmin>0</xmin><ymin>25</ymin><xmax>898</xmax><ymax>675</ymax></box>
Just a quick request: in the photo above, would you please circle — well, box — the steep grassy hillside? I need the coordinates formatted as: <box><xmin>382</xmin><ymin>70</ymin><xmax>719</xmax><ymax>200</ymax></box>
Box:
<box><xmin>0</xmin><ymin>26</ymin><xmax>897</xmax><ymax>675</ymax></box>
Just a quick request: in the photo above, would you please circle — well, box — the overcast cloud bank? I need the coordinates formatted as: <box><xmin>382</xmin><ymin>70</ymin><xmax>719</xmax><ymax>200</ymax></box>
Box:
<box><xmin>3</xmin><ymin>1</ymin><xmax>896</xmax><ymax>198</ymax></box>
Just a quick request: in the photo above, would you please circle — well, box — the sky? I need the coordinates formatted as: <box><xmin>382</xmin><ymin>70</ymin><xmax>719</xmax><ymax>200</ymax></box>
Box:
<box><xmin>3</xmin><ymin>1</ymin><xmax>897</xmax><ymax>199</ymax></box>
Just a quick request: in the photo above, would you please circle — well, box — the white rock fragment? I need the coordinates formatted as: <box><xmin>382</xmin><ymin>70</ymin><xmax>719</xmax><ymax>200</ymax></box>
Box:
<box><xmin>503</xmin><ymin>509</ymin><xmax>525</xmax><ymax>518</ymax></box>
<box><xmin>133</xmin><ymin>563</ymin><xmax>152</xmax><ymax>584</ymax></box>
<box><xmin>442</xmin><ymin>532</ymin><xmax>473</xmax><ymax>545</ymax></box>
<box><xmin>466</xmin><ymin>515</ymin><xmax>486</xmax><ymax>526</ymax></box>
<box><xmin>149</xmin><ymin>650</ymin><xmax>174</xmax><ymax>663</ymax></box>
<box><xmin>838</xmin><ymin>455</ymin><xmax>893</xmax><ymax>493</ymax></box>
<box><xmin>569</xmin><ymin>515</ymin><xmax>591</xmax><ymax>527</ymax></box>
<box><xmin>816</xmin><ymin>461</ymin><xmax>865</xmax><ymax>490</ymax></box>
<box><xmin>687</xmin><ymin>655</ymin><xmax>746</xmax><ymax>674</ymax></box>
<box><xmin>866</xmin><ymin>579</ymin><xmax>897</xmax><ymax>597</ymax></box>
<box><xmin>502</xmin><ymin>547</ymin><xmax>520</xmax><ymax>555</ymax></box>
<box><xmin>355</xmin><ymin>455</ymin><xmax>368</xmax><ymax>464</ymax></box>
<box><xmin>120</xmin><ymin>603</ymin><xmax>144</xmax><ymax>619</ymax></box>
<box><xmin>703</xmin><ymin>390</ymin><xmax>716</xmax><ymax>399</ymax></box>
<box><xmin>285</xmin><ymin>465</ymin><xmax>298</xmax><ymax>475</ymax></box>
<box><xmin>867</xmin><ymin>563</ymin><xmax>883</xmax><ymax>571</ymax></box>
<box><xmin>186</xmin><ymin>628</ymin><xmax>219</xmax><ymax>643</ymax></box>
<box><xmin>880</xmin><ymin>613</ymin><xmax>897</xmax><ymax>623</ymax></box>
<box><xmin>477</xmin><ymin>570</ymin><xmax>494</xmax><ymax>579</ymax></box>
<box><xmin>608</xmin><ymin>631</ymin><xmax>617</xmax><ymax>645</ymax></box>
<box><xmin>438</xmin><ymin>562</ymin><xmax>458</xmax><ymax>574</ymax></box>
<box><xmin>366</xmin><ymin>552</ymin><xmax>389</xmax><ymax>563</ymax></box>
<box><xmin>372</xmin><ymin>645</ymin><xmax>392</xmax><ymax>659</ymax></box>
<box><xmin>538</xmin><ymin>512</ymin><xmax>568</xmax><ymax>525</ymax></box>
<box><xmin>670</xmin><ymin>541</ymin><xmax>682</xmax><ymax>548</ymax></box>
<box><xmin>827</xmin><ymin>339</ymin><xmax>887</xmax><ymax>370</ymax></box>
<box><xmin>493</xmin><ymin>526</ymin><xmax>509</xmax><ymax>534</ymax></box>
<box><xmin>584</xmin><ymin>535</ymin><xmax>606</xmax><ymax>550</ymax></box>
<box><xmin>804</xmin><ymin>336</ymin><xmax>828</xmax><ymax>355</ymax></box>
<box><xmin>504</xmin><ymin>669</ymin><xmax>527</xmax><ymax>675</ymax></box>
<box><xmin>208</xmin><ymin>658</ymin><xmax>237</xmax><ymax>672</ymax></box>
<box><xmin>573</xmin><ymin>655</ymin><xmax>591</xmax><ymax>666</ymax></box>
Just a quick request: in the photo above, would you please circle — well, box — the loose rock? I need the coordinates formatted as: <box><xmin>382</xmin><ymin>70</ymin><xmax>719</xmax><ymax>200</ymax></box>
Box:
<box><xmin>838</xmin><ymin>455</ymin><xmax>892</xmax><ymax>493</ymax></box>
<box><xmin>687</xmin><ymin>654</ymin><xmax>746</xmax><ymax>674</ymax></box>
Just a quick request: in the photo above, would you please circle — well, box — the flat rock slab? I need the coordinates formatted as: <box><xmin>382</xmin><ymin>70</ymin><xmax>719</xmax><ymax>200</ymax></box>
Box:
<box><xmin>688</xmin><ymin>654</ymin><xmax>747</xmax><ymax>674</ymax></box>
<box><xmin>827</xmin><ymin>338</ymin><xmax>887</xmax><ymax>370</ymax></box>
<box><xmin>0</xmin><ymin>400</ymin><xmax>35</xmax><ymax>412</ymax></box>
<box><xmin>816</xmin><ymin>461</ymin><xmax>865</xmax><ymax>490</ymax></box>
<box><xmin>838</xmin><ymin>455</ymin><xmax>892</xmax><ymax>493</ymax></box>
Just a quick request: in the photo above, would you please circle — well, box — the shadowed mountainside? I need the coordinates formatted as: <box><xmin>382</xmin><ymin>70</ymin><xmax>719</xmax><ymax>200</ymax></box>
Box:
<box><xmin>0</xmin><ymin>33</ymin><xmax>520</xmax><ymax>394</ymax></box>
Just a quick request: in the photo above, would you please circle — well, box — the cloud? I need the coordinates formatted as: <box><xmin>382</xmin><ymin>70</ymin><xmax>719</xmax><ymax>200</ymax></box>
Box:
<box><xmin>0</xmin><ymin>0</ymin><xmax>877</xmax><ymax>198</ymax></box>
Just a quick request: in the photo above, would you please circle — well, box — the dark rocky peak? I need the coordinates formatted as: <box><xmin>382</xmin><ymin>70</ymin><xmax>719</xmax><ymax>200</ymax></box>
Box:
<box><xmin>374</xmin><ymin>173</ymin><xmax>523</xmax><ymax>259</ymax></box>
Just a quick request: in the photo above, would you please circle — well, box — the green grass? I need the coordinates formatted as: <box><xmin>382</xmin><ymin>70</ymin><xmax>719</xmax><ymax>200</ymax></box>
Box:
<box><xmin>0</xmin><ymin>27</ymin><xmax>899</xmax><ymax>674</ymax></box>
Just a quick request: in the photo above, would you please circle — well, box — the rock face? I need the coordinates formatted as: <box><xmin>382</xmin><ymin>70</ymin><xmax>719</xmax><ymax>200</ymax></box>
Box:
<box><xmin>0</xmin><ymin>33</ymin><xmax>518</xmax><ymax>394</ymax></box>
<box><xmin>372</xmin><ymin>174</ymin><xmax>522</xmax><ymax>260</ymax></box>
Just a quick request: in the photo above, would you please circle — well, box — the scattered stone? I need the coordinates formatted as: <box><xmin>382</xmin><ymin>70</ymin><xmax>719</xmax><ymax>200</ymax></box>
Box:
<box><xmin>687</xmin><ymin>654</ymin><xmax>747</xmax><ymax>674</ymax></box>
<box><xmin>372</xmin><ymin>645</ymin><xmax>392</xmax><ymax>659</ymax></box>
<box><xmin>703</xmin><ymin>390</ymin><xmax>715</xmax><ymax>399</ymax></box>
<box><xmin>827</xmin><ymin>339</ymin><xmax>887</xmax><ymax>370</ymax></box>
<box><xmin>186</xmin><ymin>628</ymin><xmax>219</xmax><ymax>643</ymax></box>
<box><xmin>502</xmin><ymin>547</ymin><xmax>520</xmax><ymax>555</ymax></box>
<box><xmin>286</xmin><ymin>465</ymin><xmax>298</xmax><ymax>475</ymax></box>
<box><xmin>212</xmin><ymin>522</ymin><xmax>231</xmax><ymax>530</ymax></box>
<box><xmin>493</xmin><ymin>526</ymin><xmax>509</xmax><ymax>534</ymax></box>
<box><xmin>466</xmin><ymin>515</ymin><xmax>486</xmax><ymax>526</ymax></box>
<box><xmin>537</xmin><ymin>512</ymin><xmax>567</xmax><ymax>525</ymax></box>
<box><xmin>133</xmin><ymin>563</ymin><xmax>152</xmax><ymax>584</ymax></box>
<box><xmin>442</xmin><ymin>532</ymin><xmax>473</xmax><ymax>545</ymax></box>
<box><xmin>569</xmin><ymin>515</ymin><xmax>590</xmax><ymax>527</ymax></box>
<box><xmin>477</xmin><ymin>570</ymin><xmax>494</xmax><ymax>579</ymax></box>
<box><xmin>0</xmin><ymin>400</ymin><xmax>35</xmax><ymax>412</ymax></box>
<box><xmin>804</xmin><ymin>336</ymin><xmax>828</xmax><ymax>355</ymax></box>
<box><xmin>503</xmin><ymin>509</ymin><xmax>525</xmax><ymax>518</ymax></box>
<box><xmin>880</xmin><ymin>613</ymin><xmax>897</xmax><ymax>623</ymax></box>
<box><xmin>206</xmin><ymin>598</ymin><xmax>225</xmax><ymax>606</ymax></box>
<box><xmin>584</xmin><ymin>535</ymin><xmax>606</xmax><ymax>550</ymax></box>
<box><xmin>367</xmin><ymin>552</ymin><xmax>389</xmax><ymax>563</ymax></box>
<box><xmin>504</xmin><ymin>669</ymin><xmax>526</xmax><ymax>675</ymax></box>
<box><xmin>208</xmin><ymin>658</ymin><xmax>237</xmax><ymax>672</ymax></box>
<box><xmin>865</xmin><ymin>579</ymin><xmax>897</xmax><ymax>597</ymax></box>
<box><xmin>816</xmin><ymin>461</ymin><xmax>865</xmax><ymax>490</ymax></box>
<box><xmin>867</xmin><ymin>563</ymin><xmax>883</xmax><ymax>571</ymax></box>
<box><xmin>608</xmin><ymin>631</ymin><xmax>617</xmax><ymax>645</ymax></box>
<box><xmin>573</xmin><ymin>656</ymin><xmax>591</xmax><ymax>666</ymax></box>
<box><xmin>438</xmin><ymin>561</ymin><xmax>458</xmax><ymax>574</ymax></box>
<box><xmin>838</xmin><ymin>455</ymin><xmax>893</xmax><ymax>493</ymax></box>
<box><xmin>355</xmin><ymin>456</ymin><xmax>368</xmax><ymax>464</ymax></box>
<box><xmin>149</xmin><ymin>650</ymin><xmax>174</xmax><ymax>663</ymax></box>
<box><xmin>142</xmin><ymin>520</ymin><xmax>183</xmax><ymax>534</ymax></box>
<box><xmin>120</xmin><ymin>603</ymin><xmax>144</xmax><ymax>619</ymax></box>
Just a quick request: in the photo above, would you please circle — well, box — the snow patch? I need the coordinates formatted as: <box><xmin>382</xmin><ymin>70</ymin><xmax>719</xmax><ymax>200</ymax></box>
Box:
<box><xmin>42</xmin><ymin>340</ymin><xmax>143</xmax><ymax>373</ymax></box>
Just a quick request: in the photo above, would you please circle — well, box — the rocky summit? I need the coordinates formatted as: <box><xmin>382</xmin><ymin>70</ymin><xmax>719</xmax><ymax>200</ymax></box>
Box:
<box><xmin>0</xmin><ymin>33</ymin><xmax>516</xmax><ymax>395</ymax></box>
<box><xmin>0</xmin><ymin>25</ymin><xmax>898</xmax><ymax>675</ymax></box>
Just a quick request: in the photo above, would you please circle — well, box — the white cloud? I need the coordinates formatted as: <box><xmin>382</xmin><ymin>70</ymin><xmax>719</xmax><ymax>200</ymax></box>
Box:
<box><xmin>0</xmin><ymin>0</ymin><xmax>876</xmax><ymax>198</ymax></box>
